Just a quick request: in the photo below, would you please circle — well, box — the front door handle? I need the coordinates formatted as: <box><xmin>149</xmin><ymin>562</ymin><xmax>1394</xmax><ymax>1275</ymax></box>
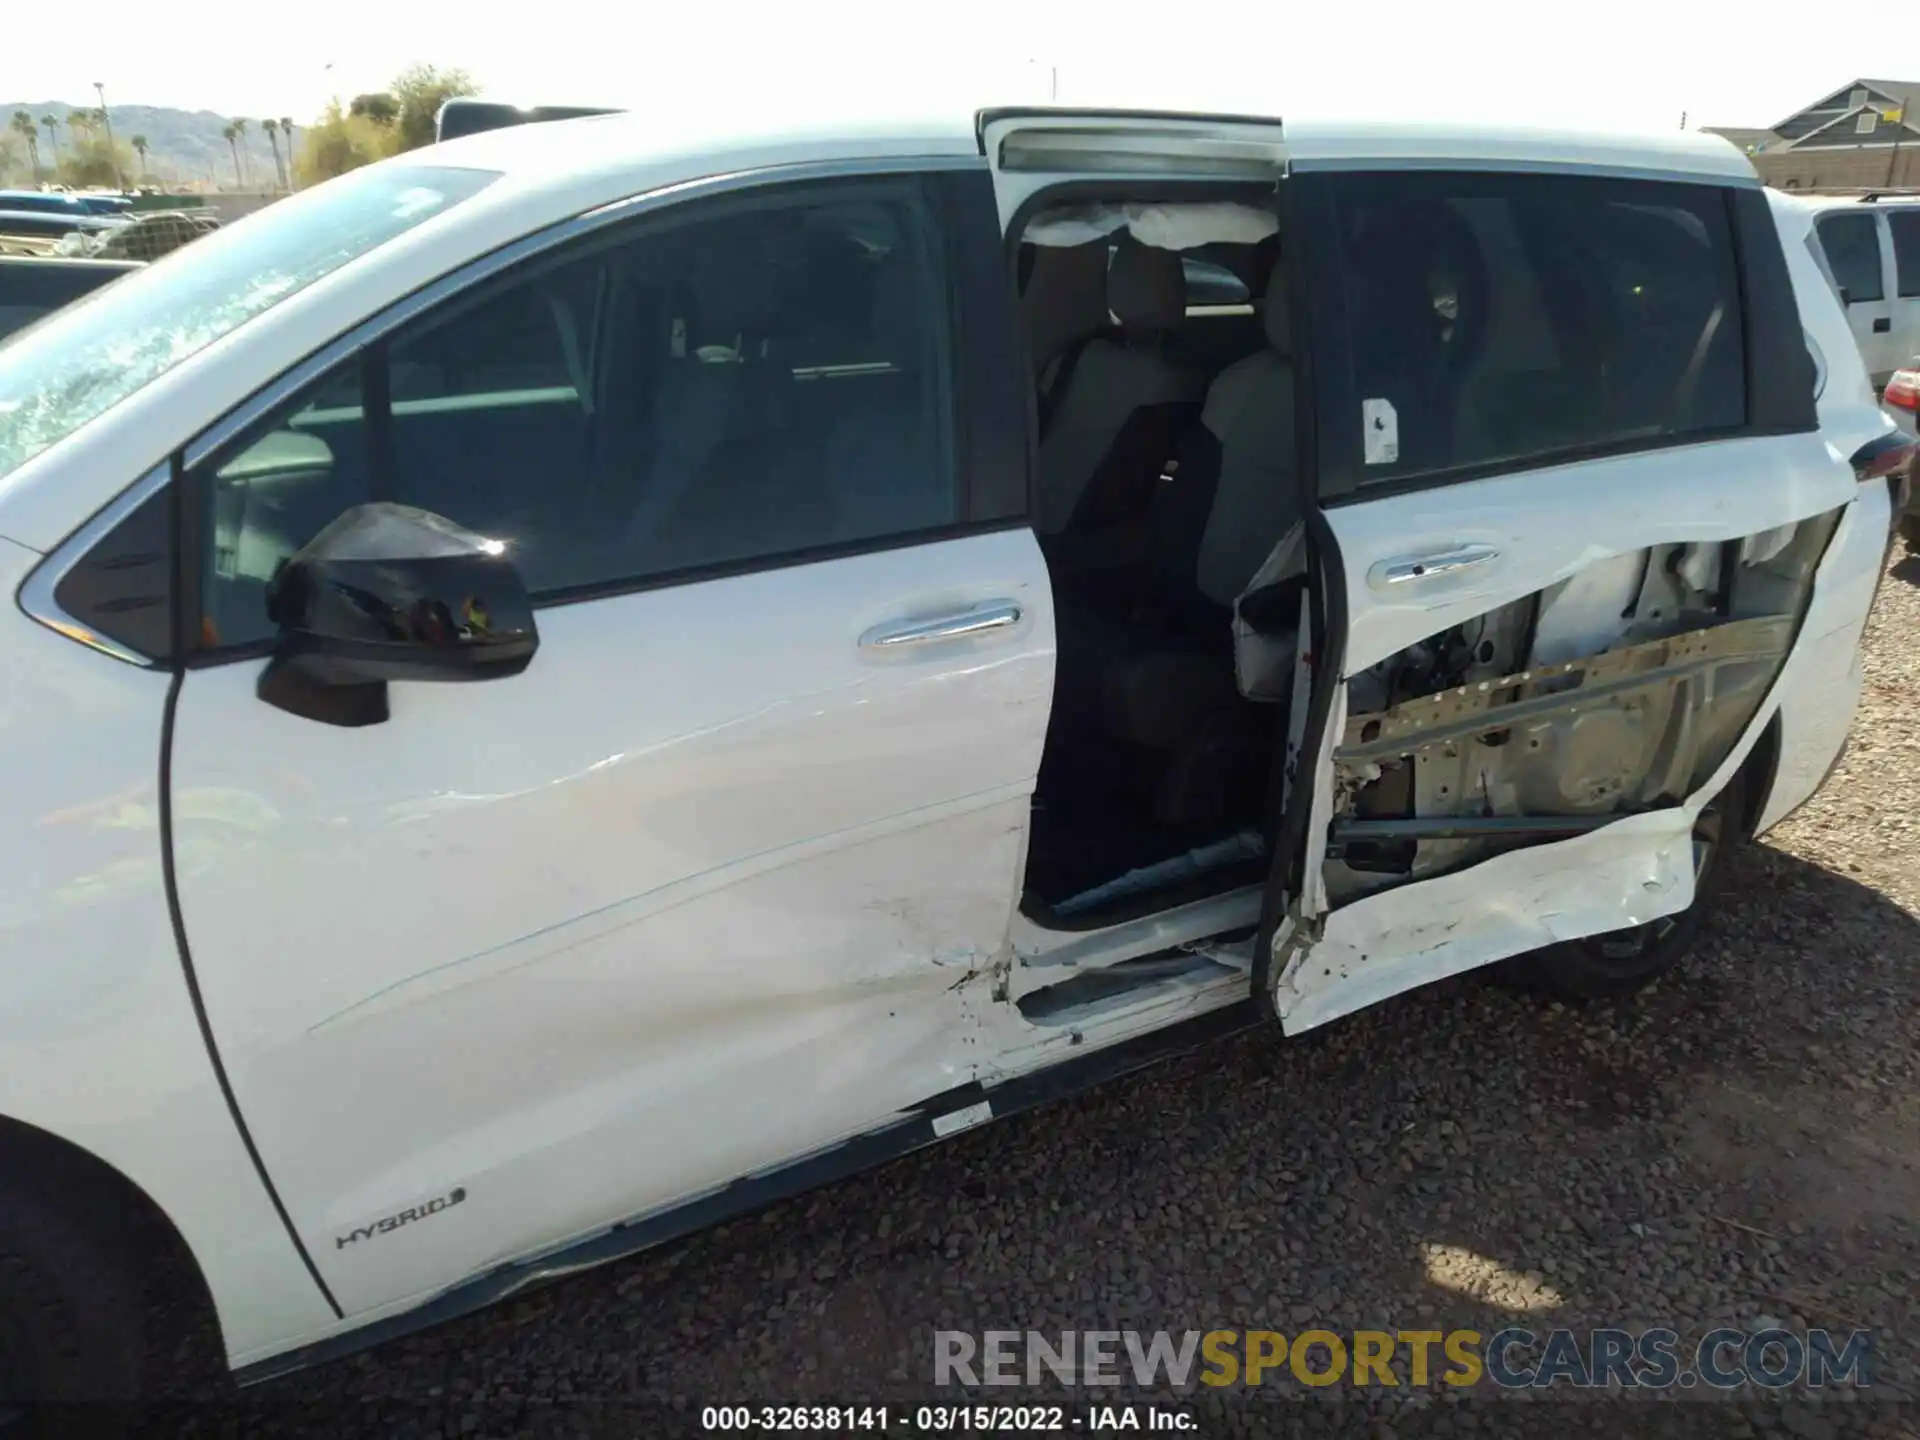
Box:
<box><xmin>1370</xmin><ymin>545</ymin><xmax>1501</xmax><ymax>589</ymax></box>
<box><xmin>860</xmin><ymin>602</ymin><xmax>1023</xmax><ymax>650</ymax></box>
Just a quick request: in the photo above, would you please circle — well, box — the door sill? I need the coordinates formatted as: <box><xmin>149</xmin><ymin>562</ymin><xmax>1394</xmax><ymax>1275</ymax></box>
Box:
<box><xmin>1007</xmin><ymin>884</ymin><xmax>1262</xmax><ymax>1001</ymax></box>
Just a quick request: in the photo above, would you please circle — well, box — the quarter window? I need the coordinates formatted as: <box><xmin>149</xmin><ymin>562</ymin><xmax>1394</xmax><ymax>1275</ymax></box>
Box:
<box><xmin>1322</xmin><ymin>171</ymin><xmax>1746</xmax><ymax>485</ymax></box>
<box><xmin>1817</xmin><ymin>212</ymin><xmax>1884</xmax><ymax>302</ymax></box>
<box><xmin>191</xmin><ymin>176</ymin><xmax>960</xmax><ymax>652</ymax></box>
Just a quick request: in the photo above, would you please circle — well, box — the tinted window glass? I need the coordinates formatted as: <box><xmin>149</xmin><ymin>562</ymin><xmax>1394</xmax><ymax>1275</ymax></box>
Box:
<box><xmin>1889</xmin><ymin>210</ymin><xmax>1920</xmax><ymax>299</ymax></box>
<box><xmin>1325</xmin><ymin>171</ymin><xmax>1746</xmax><ymax>483</ymax></box>
<box><xmin>1817</xmin><ymin>212</ymin><xmax>1884</xmax><ymax>302</ymax></box>
<box><xmin>194</xmin><ymin>176</ymin><xmax>958</xmax><ymax>651</ymax></box>
<box><xmin>1182</xmin><ymin>255</ymin><xmax>1251</xmax><ymax>306</ymax></box>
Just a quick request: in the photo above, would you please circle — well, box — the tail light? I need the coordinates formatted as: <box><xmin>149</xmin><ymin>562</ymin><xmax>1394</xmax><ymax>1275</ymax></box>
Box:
<box><xmin>1886</xmin><ymin>369</ymin><xmax>1920</xmax><ymax>413</ymax></box>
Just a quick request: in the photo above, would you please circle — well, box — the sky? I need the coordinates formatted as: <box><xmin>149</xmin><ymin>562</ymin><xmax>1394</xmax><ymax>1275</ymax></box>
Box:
<box><xmin>0</xmin><ymin>0</ymin><xmax>1892</xmax><ymax>136</ymax></box>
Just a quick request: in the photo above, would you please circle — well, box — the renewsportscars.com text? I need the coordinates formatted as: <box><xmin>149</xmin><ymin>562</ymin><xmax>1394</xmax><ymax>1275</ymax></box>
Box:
<box><xmin>934</xmin><ymin>1327</ymin><xmax>1873</xmax><ymax>1390</ymax></box>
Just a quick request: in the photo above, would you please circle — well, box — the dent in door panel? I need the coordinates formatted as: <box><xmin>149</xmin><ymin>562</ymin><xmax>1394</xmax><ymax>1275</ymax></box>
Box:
<box><xmin>166</xmin><ymin>531</ymin><xmax>1057</xmax><ymax>1317</ymax></box>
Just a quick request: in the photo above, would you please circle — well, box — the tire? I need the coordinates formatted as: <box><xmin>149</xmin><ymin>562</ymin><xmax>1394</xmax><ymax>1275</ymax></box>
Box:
<box><xmin>1511</xmin><ymin>770</ymin><xmax>1745</xmax><ymax>1001</ymax></box>
<box><xmin>0</xmin><ymin>1183</ymin><xmax>143</xmax><ymax>1433</ymax></box>
<box><xmin>1901</xmin><ymin>512</ymin><xmax>1920</xmax><ymax>555</ymax></box>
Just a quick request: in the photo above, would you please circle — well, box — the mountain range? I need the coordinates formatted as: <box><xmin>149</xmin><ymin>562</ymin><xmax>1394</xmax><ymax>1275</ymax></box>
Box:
<box><xmin>3</xmin><ymin>101</ymin><xmax>302</xmax><ymax>189</ymax></box>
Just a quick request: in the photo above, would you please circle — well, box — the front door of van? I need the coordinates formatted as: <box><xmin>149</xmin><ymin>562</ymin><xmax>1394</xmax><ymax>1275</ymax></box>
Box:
<box><xmin>1268</xmin><ymin>163</ymin><xmax>1871</xmax><ymax>1033</ymax></box>
<box><xmin>165</xmin><ymin>165</ymin><xmax>1053</xmax><ymax>1317</ymax></box>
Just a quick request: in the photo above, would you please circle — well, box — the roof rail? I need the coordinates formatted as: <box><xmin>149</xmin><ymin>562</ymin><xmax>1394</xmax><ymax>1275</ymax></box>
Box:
<box><xmin>435</xmin><ymin>99</ymin><xmax>625</xmax><ymax>143</ymax></box>
<box><xmin>1857</xmin><ymin>188</ymin><xmax>1920</xmax><ymax>203</ymax></box>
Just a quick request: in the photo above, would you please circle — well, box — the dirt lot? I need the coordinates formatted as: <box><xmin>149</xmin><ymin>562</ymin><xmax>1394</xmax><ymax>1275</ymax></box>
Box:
<box><xmin>148</xmin><ymin>554</ymin><xmax>1920</xmax><ymax>1438</ymax></box>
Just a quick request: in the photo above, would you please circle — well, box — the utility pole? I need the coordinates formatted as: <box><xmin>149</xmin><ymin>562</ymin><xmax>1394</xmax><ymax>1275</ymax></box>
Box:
<box><xmin>94</xmin><ymin>81</ymin><xmax>125</xmax><ymax>192</ymax></box>
<box><xmin>1679</xmin><ymin>110</ymin><xmax>1688</xmax><ymax>130</ymax></box>
<box><xmin>1887</xmin><ymin>97</ymin><xmax>1908</xmax><ymax>189</ymax></box>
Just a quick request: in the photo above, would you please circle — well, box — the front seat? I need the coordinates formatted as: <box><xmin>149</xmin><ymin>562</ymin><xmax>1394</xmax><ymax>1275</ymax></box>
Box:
<box><xmin>1021</xmin><ymin>240</ymin><xmax>1108</xmax><ymax>385</ymax></box>
<box><xmin>1032</xmin><ymin>238</ymin><xmax>1207</xmax><ymax>538</ymax></box>
<box><xmin>1184</xmin><ymin>267</ymin><xmax>1300</xmax><ymax>613</ymax></box>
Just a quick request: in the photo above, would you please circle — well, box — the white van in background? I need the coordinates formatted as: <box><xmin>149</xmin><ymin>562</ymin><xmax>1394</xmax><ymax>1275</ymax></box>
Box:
<box><xmin>1796</xmin><ymin>193</ymin><xmax>1920</xmax><ymax>387</ymax></box>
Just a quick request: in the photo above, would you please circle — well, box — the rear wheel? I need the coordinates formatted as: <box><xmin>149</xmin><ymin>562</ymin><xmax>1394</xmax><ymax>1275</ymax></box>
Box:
<box><xmin>1514</xmin><ymin>772</ymin><xmax>1744</xmax><ymax>1000</ymax></box>
<box><xmin>1899</xmin><ymin>512</ymin><xmax>1920</xmax><ymax>555</ymax></box>
<box><xmin>0</xmin><ymin>1185</ymin><xmax>142</xmax><ymax>1433</ymax></box>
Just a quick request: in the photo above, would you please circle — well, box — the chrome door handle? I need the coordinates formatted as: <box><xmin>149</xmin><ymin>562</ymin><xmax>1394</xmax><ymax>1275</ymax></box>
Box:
<box><xmin>860</xmin><ymin>602</ymin><xmax>1023</xmax><ymax>650</ymax></box>
<box><xmin>1373</xmin><ymin>545</ymin><xmax>1501</xmax><ymax>588</ymax></box>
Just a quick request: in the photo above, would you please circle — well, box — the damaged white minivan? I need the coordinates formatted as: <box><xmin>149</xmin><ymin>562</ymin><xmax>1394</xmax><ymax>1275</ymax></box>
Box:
<box><xmin>0</xmin><ymin>107</ymin><xmax>1906</xmax><ymax>1404</ymax></box>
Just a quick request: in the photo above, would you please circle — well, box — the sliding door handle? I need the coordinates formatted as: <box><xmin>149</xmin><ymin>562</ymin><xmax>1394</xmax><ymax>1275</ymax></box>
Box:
<box><xmin>860</xmin><ymin>602</ymin><xmax>1023</xmax><ymax>650</ymax></box>
<box><xmin>1371</xmin><ymin>545</ymin><xmax>1501</xmax><ymax>589</ymax></box>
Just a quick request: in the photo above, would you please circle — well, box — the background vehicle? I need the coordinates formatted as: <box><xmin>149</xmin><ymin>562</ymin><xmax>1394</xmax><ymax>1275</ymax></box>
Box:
<box><xmin>0</xmin><ymin>256</ymin><xmax>143</xmax><ymax>340</ymax></box>
<box><xmin>1799</xmin><ymin>194</ymin><xmax>1920</xmax><ymax>387</ymax></box>
<box><xmin>0</xmin><ymin>109</ymin><xmax>1897</xmax><ymax>1411</ymax></box>
<box><xmin>0</xmin><ymin>191</ymin><xmax>129</xmax><ymax>219</ymax></box>
<box><xmin>0</xmin><ymin>210</ymin><xmax>129</xmax><ymax>258</ymax></box>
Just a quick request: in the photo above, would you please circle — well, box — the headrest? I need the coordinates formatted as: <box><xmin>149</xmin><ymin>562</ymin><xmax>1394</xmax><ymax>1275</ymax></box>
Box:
<box><xmin>1107</xmin><ymin>238</ymin><xmax>1186</xmax><ymax>332</ymax></box>
<box><xmin>1022</xmin><ymin>241</ymin><xmax>1109</xmax><ymax>371</ymax></box>
<box><xmin>1262</xmin><ymin>265</ymin><xmax>1291</xmax><ymax>356</ymax></box>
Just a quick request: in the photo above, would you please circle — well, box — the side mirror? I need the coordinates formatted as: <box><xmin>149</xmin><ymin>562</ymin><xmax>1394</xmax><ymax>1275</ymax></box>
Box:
<box><xmin>257</xmin><ymin>503</ymin><xmax>538</xmax><ymax>727</ymax></box>
<box><xmin>1839</xmin><ymin>285</ymin><xmax>1854</xmax><ymax>306</ymax></box>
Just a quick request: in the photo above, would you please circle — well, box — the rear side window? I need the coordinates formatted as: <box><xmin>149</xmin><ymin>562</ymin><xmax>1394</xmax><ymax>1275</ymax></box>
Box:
<box><xmin>1889</xmin><ymin>210</ymin><xmax>1920</xmax><ymax>299</ymax></box>
<box><xmin>1316</xmin><ymin>170</ymin><xmax>1745</xmax><ymax>487</ymax></box>
<box><xmin>1816</xmin><ymin>212</ymin><xmax>1884</xmax><ymax>302</ymax></box>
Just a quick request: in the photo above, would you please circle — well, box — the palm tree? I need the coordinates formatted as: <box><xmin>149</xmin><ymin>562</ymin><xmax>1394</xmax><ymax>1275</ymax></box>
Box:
<box><xmin>221</xmin><ymin>122</ymin><xmax>242</xmax><ymax>188</ymax></box>
<box><xmin>280</xmin><ymin>115</ymin><xmax>297</xmax><ymax>190</ymax></box>
<box><xmin>232</xmin><ymin>118</ymin><xmax>251</xmax><ymax>186</ymax></box>
<box><xmin>9</xmin><ymin>111</ymin><xmax>39</xmax><ymax>182</ymax></box>
<box><xmin>40</xmin><ymin>113</ymin><xmax>61</xmax><ymax>166</ymax></box>
<box><xmin>262</xmin><ymin>118</ymin><xmax>287</xmax><ymax>190</ymax></box>
<box><xmin>65</xmin><ymin>110</ymin><xmax>92</xmax><ymax>142</ymax></box>
<box><xmin>130</xmin><ymin>134</ymin><xmax>150</xmax><ymax>180</ymax></box>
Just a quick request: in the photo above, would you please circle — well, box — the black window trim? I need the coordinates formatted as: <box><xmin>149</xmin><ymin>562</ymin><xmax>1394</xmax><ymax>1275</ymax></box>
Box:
<box><xmin>1303</xmin><ymin>168</ymin><xmax>1799</xmax><ymax>508</ymax></box>
<box><xmin>160</xmin><ymin>153</ymin><xmax>1016</xmax><ymax>670</ymax></box>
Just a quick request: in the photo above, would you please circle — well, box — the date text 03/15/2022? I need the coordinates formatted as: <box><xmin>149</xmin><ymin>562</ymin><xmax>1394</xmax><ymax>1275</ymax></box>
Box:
<box><xmin>700</xmin><ymin>1406</ymin><xmax>1194</xmax><ymax>1432</ymax></box>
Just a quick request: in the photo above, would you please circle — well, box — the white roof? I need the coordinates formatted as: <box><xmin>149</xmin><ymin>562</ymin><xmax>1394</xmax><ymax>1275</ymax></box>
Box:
<box><xmin>433</xmin><ymin>106</ymin><xmax>1759</xmax><ymax>197</ymax></box>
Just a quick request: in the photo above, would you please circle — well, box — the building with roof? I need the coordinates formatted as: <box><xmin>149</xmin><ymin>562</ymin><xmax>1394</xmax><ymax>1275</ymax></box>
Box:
<box><xmin>1706</xmin><ymin>80</ymin><xmax>1920</xmax><ymax>193</ymax></box>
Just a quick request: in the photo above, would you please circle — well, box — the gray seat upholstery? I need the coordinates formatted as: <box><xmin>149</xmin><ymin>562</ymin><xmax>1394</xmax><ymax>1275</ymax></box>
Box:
<box><xmin>1033</xmin><ymin>240</ymin><xmax>1207</xmax><ymax>536</ymax></box>
<box><xmin>1189</xmin><ymin>272</ymin><xmax>1299</xmax><ymax>607</ymax></box>
<box><xmin>1080</xmin><ymin>274</ymin><xmax>1299</xmax><ymax>827</ymax></box>
<box><xmin>1021</xmin><ymin>241</ymin><xmax>1108</xmax><ymax>381</ymax></box>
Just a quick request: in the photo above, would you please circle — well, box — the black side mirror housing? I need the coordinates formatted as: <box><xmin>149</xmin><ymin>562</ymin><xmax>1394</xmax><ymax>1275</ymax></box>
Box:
<box><xmin>258</xmin><ymin>503</ymin><xmax>538</xmax><ymax>727</ymax></box>
<box><xmin>1839</xmin><ymin>285</ymin><xmax>1854</xmax><ymax>306</ymax></box>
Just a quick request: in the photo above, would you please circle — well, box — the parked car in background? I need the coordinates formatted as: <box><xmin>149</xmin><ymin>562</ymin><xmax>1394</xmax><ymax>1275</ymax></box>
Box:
<box><xmin>1797</xmin><ymin>194</ymin><xmax>1920</xmax><ymax>389</ymax></box>
<box><xmin>0</xmin><ymin>108</ymin><xmax>1904</xmax><ymax>1413</ymax></box>
<box><xmin>0</xmin><ymin>191</ymin><xmax>128</xmax><ymax>220</ymax></box>
<box><xmin>1881</xmin><ymin>354</ymin><xmax>1920</xmax><ymax>548</ymax></box>
<box><xmin>0</xmin><ymin>256</ymin><xmax>143</xmax><ymax>341</ymax></box>
<box><xmin>0</xmin><ymin>210</ymin><xmax>129</xmax><ymax>257</ymax></box>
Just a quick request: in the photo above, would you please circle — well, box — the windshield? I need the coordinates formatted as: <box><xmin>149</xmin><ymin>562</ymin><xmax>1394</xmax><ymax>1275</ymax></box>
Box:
<box><xmin>0</xmin><ymin>164</ymin><xmax>499</xmax><ymax>483</ymax></box>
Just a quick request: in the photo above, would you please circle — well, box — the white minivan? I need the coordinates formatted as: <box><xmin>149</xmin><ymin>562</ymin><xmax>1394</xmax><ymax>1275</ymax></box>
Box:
<box><xmin>0</xmin><ymin>108</ymin><xmax>1906</xmax><ymax>1411</ymax></box>
<box><xmin>1798</xmin><ymin>193</ymin><xmax>1920</xmax><ymax>387</ymax></box>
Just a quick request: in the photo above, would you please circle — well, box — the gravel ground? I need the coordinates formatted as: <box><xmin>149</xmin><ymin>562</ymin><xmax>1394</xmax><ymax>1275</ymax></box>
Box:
<box><xmin>142</xmin><ymin>552</ymin><xmax>1920</xmax><ymax>1439</ymax></box>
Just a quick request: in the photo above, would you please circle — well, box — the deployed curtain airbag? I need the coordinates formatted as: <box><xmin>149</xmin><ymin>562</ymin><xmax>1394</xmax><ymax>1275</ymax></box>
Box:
<box><xmin>1023</xmin><ymin>201</ymin><xmax>1279</xmax><ymax>250</ymax></box>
